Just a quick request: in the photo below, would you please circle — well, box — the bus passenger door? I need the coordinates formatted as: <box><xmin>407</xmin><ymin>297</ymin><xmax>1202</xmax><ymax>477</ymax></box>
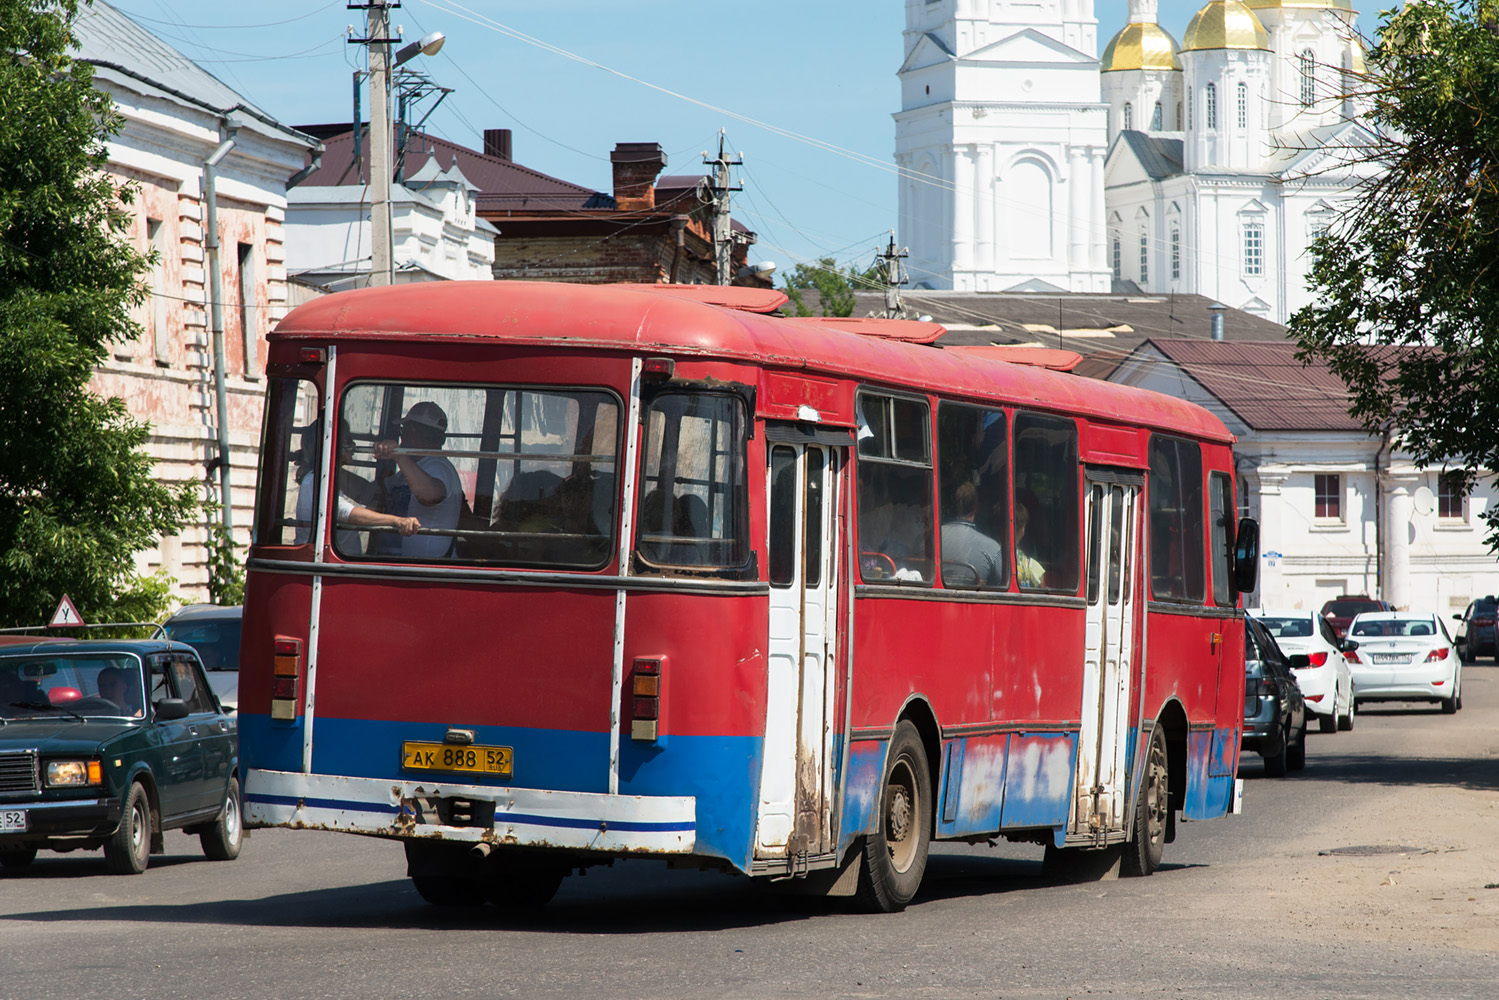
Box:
<box><xmin>1072</xmin><ymin>473</ymin><xmax>1141</xmax><ymax>841</ymax></box>
<box><xmin>757</xmin><ymin>440</ymin><xmax>841</xmax><ymax>862</ymax></box>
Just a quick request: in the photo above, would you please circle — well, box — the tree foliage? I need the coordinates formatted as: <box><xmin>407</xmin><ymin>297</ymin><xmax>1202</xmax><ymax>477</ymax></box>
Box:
<box><xmin>1293</xmin><ymin>0</ymin><xmax>1499</xmax><ymax>545</ymax></box>
<box><xmin>0</xmin><ymin>0</ymin><xmax>196</xmax><ymax>628</ymax></box>
<box><xmin>781</xmin><ymin>257</ymin><xmax>883</xmax><ymax>317</ymax></box>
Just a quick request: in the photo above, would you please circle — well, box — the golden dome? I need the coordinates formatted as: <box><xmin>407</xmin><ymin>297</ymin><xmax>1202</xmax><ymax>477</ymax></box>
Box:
<box><xmin>1102</xmin><ymin>23</ymin><xmax>1183</xmax><ymax>72</ymax></box>
<box><xmin>1182</xmin><ymin>0</ymin><xmax>1271</xmax><ymax>52</ymax></box>
<box><xmin>1242</xmin><ymin>0</ymin><xmax>1353</xmax><ymax>10</ymax></box>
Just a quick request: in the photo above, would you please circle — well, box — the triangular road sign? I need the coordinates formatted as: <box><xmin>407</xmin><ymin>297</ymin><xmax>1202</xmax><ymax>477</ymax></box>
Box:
<box><xmin>49</xmin><ymin>595</ymin><xmax>86</xmax><ymax>628</ymax></box>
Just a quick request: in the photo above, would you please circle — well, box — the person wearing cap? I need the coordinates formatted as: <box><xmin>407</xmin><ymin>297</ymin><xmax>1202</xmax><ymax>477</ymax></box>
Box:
<box><xmin>293</xmin><ymin>417</ymin><xmax>421</xmax><ymax>552</ymax></box>
<box><xmin>371</xmin><ymin>400</ymin><xmax>464</xmax><ymax>558</ymax></box>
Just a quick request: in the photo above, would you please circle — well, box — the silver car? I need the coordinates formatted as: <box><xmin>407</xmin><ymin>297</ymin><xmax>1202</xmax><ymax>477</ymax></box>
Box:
<box><xmin>1344</xmin><ymin>612</ymin><xmax>1462</xmax><ymax>714</ymax></box>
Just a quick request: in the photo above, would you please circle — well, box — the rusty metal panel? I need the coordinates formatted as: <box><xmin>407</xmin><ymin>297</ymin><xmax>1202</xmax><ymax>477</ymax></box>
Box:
<box><xmin>999</xmin><ymin>732</ymin><xmax>1077</xmax><ymax>829</ymax></box>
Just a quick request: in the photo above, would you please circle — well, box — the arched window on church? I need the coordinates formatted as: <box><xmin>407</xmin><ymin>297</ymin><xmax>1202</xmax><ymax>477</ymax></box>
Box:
<box><xmin>1186</xmin><ymin>91</ymin><xmax>1192</xmax><ymax>130</ymax></box>
<box><xmin>1205</xmin><ymin>83</ymin><xmax>1218</xmax><ymax>130</ymax></box>
<box><xmin>1176</xmin><ymin>102</ymin><xmax>1183</xmax><ymax>130</ymax></box>
<box><xmin>1170</xmin><ymin>227</ymin><xmax>1181</xmax><ymax>280</ymax></box>
<box><xmin>1123</xmin><ymin>102</ymin><xmax>1133</xmax><ymax>131</ymax></box>
<box><xmin>1138</xmin><ymin>233</ymin><xmax>1149</xmax><ymax>285</ymax></box>
<box><xmin>1237</xmin><ymin>82</ymin><xmax>1247</xmax><ymax>128</ymax></box>
<box><xmin>1112</xmin><ymin>237</ymin><xmax>1121</xmax><ymax>280</ymax></box>
<box><xmin>1300</xmin><ymin>50</ymin><xmax>1316</xmax><ymax>107</ymax></box>
<box><xmin>1151</xmin><ymin>101</ymin><xmax>1163</xmax><ymax>131</ymax></box>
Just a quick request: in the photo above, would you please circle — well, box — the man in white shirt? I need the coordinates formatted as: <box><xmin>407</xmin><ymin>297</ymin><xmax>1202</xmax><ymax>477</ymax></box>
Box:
<box><xmin>371</xmin><ymin>400</ymin><xmax>463</xmax><ymax>558</ymax></box>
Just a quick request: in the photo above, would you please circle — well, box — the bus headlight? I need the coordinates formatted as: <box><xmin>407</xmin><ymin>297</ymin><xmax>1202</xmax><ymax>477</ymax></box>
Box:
<box><xmin>46</xmin><ymin>760</ymin><xmax>103</xmax><ymax>787</ymax></box>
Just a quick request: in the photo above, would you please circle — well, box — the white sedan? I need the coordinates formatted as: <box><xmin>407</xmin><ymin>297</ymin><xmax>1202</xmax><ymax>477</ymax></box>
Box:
<box><xmin>1251</xmin><ymin>609</ymin><xmax>1355</xmax><ymax>732</ymax></box>
<box><xmin>1344</xmin><ymin>612</ymin><xmax>1463</xmax><ymax>714</ymax></box>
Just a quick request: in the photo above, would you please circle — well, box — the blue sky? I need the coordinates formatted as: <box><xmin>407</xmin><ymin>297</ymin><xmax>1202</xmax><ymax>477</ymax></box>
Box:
<box><xmin>106</xmin><ymin>0</ymin><xmax>1387</xmax><ymax>279</ymax></box>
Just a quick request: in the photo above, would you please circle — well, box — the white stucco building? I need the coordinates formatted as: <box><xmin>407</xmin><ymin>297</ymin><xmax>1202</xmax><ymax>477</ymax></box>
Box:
<box><xmin>285</xmin><ymin>136</ymin><xmax>497</xmax><ymax>291</ymax></box>
<box><xmin>897</xmin><ymin>0</ymin><xmax>1375</xmax><ymax>323</ymax></box>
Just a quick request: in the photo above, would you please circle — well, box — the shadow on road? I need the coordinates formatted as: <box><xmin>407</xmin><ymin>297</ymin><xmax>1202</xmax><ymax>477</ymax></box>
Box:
<box><xmin>1292</xmin><ymin>751</ymin><xmax>1499</xmax><ymax>792</ymax></box>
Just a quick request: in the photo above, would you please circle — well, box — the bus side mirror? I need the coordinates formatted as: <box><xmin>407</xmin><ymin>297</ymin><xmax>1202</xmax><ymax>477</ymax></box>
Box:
<box><xmin>1232</xmin><ymin>517</ymin><xmax>1259</xmax><ymax>595</ymax></box>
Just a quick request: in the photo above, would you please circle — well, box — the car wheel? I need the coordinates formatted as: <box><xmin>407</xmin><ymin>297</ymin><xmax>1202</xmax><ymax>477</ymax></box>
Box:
<box><xmin>200</xmin><ymin>776</ymin><xmax>243</xmax><ymax>861</ymax></box>
<box><xmin>1288</xmin><ymin>720</ymin><xmax>1307</xmax><ymax>771</ymax></box>
<box><xmin>1339</xmin><ymin>697</ymin><xmax>1355</xmax><ymax>732</ymax></box>
<box><xmin>0</xmin><ymin>848</ymin><xmax>37</xmax><ymax>870</ymax></box>
<box><xmin>104</xmin><ymin>783</ymin><xmax>152</xmax><ymax>875</ymax></box>
<box><xmin>1122</xmin><ymin>725</ymin><xmax>1169</xmax><ymax>877</ymax></box>
<box><xmin>855</xmin><ymin>720</ymin><xmax>932</xmax><ymax>913</ymax></box>
<box><xmin>1262</xmin><ymin>727</ymin><xmax>1288</xmax><ymax>777</ymax></box>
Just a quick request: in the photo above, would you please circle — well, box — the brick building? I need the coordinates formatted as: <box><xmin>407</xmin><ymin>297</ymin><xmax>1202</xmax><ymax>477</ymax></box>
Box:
<box><xmin>74</xmin><ymin>3</ymin><xmax>319</xmax><ymax>598</ymax></box>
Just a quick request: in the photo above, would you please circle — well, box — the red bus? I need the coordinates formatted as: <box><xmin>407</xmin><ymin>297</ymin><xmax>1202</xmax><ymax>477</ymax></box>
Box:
<box><xmin>240</xmin><ymin>281</ymin><xmax>1258</xmax><ymax>912</ymax></box>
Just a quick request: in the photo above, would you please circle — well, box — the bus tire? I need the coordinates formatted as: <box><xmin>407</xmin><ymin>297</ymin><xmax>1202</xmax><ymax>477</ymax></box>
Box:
<box><xmin>484</xmin><ymin>854</ymin><xmax>567</xmax><ymax>909</ymax></box>
<box><xmin>855</xmin><ymin>720</ymin><xmax>931</xmax><ymax>913</ymax></box>
<box><xmin>412</xmin><ymin>875</ymin><xmax>486</xmax><ymax>908</ymax></box>
<box><xmin>1122</xmin><ymin>726</ymin><xmax>1168</xmax><ymax>877</ymax></box>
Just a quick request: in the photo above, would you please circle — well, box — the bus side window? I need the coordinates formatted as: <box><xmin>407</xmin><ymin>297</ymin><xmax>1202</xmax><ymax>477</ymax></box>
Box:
<box><xmin>635</xmin><ymin>392</ymin><xmax>749</xmax><ymax>572</ymax></box>
<box><xmin>856</xmin><ymin>392</ymin><xmax>934</xmax><ymax>583</ymax></box>
<box><xmin>1012</xmin><ymin>412</ymin><xmax>1080</xmax><ymax>592</ymax></box>
<box><xmin>1148</xmin><ymin>435</ymin><xmax>1206</xmax><ymax>602</ymax></box>
<box><xmin>936</xmin><ymin>403</ymin><xmax>1008</xmax><ymax>590</ymax></box>
<box><xmin>255</xmin><ymin>376</ymin><xmax>322</xmax><ymax>547</ymax></box>
<box><xmin>1209</xmin><ymin>470</ymin><xmax>1234</xmax><ymax>605</ymax></box>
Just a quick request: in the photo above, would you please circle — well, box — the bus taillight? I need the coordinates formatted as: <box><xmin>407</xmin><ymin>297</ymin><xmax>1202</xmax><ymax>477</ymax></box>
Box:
<box><xmin>630</xmin><ymin>656</ymin><xmax>665</xmax><ymax>741</ymax></box>
<box><xmin>271</xmin><ymin>637</ymin><xmax>302</xmax><ymax>721</ymax></box>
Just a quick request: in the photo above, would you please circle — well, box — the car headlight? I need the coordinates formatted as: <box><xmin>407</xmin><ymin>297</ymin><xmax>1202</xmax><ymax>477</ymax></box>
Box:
<box><xmin>45</xmin><ymin>760</ymin><xmax>103</xmax><ymax>787</ymax></box>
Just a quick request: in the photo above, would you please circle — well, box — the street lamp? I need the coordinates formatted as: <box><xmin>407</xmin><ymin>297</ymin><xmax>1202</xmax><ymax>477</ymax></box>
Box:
<box><xmin>395</xmin><ymin>30</ymin><xmax>445</xmax><ymax>67</ymax></box>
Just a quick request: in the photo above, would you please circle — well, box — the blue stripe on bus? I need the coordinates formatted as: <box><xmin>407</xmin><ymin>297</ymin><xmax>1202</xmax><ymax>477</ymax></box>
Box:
<box><xmin>240</xmin><ymin>713</ymin><xmax>764</xmax><ymax>869</ymax></box>
<box><xmin>244</xmin><ymin>792</ymin><xmax>695</xmax><ymax>832</ymax></box>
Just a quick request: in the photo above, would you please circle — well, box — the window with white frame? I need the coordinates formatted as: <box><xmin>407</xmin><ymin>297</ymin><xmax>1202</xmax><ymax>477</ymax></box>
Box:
<box><xmin>1243</xmin><ymin>222</ymin><xmax>1264</xmax><ymax>276</ymax></box>
<box><xmin>1170</xmin><ymin>227</ymin><xmax>1181</xmax><ymax>280</ymax></box>
<box><xmin>1123</xmin><ymin>102</ymin><xmax>1133</xmax><ymax>131</ymax></box>
<box><xmin>1300</xmin><ymin>50</ymin><xmax>1316</xmax><ymax>107</ymax></box>
<box><xmin>1205</xmin><ymin>83</ymin><xmax>1218</xmax><ymax>129</ymax></box>
<box><xmin>1186</xmin><ymin>90</ymin><xmax>1192</xmax><ymax>129</ymax></box>
<box><xmin>1139</xmin><ymin>233</ymin><xmax>1149</xmax><ymax>285</ymax></box>
<box><xmin>1151</xmin><ymin>101</ymin><xmax>1163</xmax><ymax>131</ymax></box>
<box><xmin>1439</xmin><ymin>472</ymin><xmax>1468</xmax><ymax>520</ymax></box>
<box><xmin>1237</xmin><ymin>82</ymin><xmax>1247</xmax><ymax>128</ymax></box>
<box><xmin>1314</xmin><ymin>473</ymin><xmax>1341</xmax><ymax>520</ymax></box>
<box><xmin>1112</xmin><ymin>236</ymin><xmax>1121</xmax><ymax>279</ymax></box>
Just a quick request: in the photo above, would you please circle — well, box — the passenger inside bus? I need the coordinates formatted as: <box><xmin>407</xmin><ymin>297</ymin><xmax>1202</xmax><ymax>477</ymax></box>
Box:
<box><xmin>639</xmin><ymin>488</ymin><xmax>712</xmax><ymax>565</ymax></box>
<box><xmin>940</xmin><ymin>481</ymin><xmax>1004</xmax><ymax>586</ymax></box>
<box><xmin>1014</xmin><ymin>503</ymin><xmax>1046</xmax><ymax>588</ymax></box>
<box><xmin>371</xmin><ymin>401</ymin><xmax>464</xmax><ymax>558</ymax></box>
<box><xmin>295</xmin><ymin>417</ymin><xmax>420</xmax><ymax>552</ymax></box>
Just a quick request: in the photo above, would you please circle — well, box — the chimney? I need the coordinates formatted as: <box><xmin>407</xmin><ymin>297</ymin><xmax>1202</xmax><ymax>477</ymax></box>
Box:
<box><xmin>1209</xmin><ymin>302</ymin><xmax>1227</xmax><ymax>341</ymax></box>
<box><xmin>610</xmin><ymin>142</ymin><xmax>667</xmax><ymax>212</ymax></box>
<box><xmin>483</xmin><ymin>128</ymin><xmax>512</xmax><ymax>161</ymax></box>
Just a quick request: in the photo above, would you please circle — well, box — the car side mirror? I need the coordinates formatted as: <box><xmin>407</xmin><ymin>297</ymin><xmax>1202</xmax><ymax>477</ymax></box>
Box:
<box><xmin>1287</xmin><ymin>653</ymin><xmax>1311</xmax><ymax>669</ymax></box>
<box><xmin>1452</xmin><ymin>614</ymin><xmax>1463</xmax><ymax>621</ymax></box>
<box><xmin>154</xmin><ymin>698</ymin><xmax>189</xmax><ymax>721</ymax></box>
<box><xmin>1340</xmin><ymin>639</ymin><xmax>1359</xmax><ymax>653</ymax></box>
<box><xmin>1232</xmin><ymin>516</ymin><xmax>1259</xmax><ymax>594</ymax></box>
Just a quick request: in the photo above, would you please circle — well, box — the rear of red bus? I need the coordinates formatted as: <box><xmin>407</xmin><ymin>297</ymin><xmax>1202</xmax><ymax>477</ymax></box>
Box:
<box><xmin>238</xmin><ymin>284</ymin><xmax>775</xmax><ymax>904</ymax></box>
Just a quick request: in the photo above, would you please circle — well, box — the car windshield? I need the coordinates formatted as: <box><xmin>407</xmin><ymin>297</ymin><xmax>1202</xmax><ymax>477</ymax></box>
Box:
<box><xmin>162</xmin><ymin>616</ymin><xmax>241</xmax><ymax>671</ymax></box>
<box><xmin>0</xmin><ymin>654</ymin><xmax>146</xmax><ymax>720</ymax></box>
<box><xmin>1258</xmin><ymin>617</ymin><xmax>1312</xmax><ymax>638</ymax></box>
<box><xmin>1350</xmin><ymin>617</ymin><xmax>1436</xmax><ymax>638</ymax></box>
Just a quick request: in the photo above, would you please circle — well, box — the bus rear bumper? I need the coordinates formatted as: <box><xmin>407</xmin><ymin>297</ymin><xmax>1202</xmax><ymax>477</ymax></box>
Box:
<box><xmin>243</xmin><ymin>768</ymin><xmax>697</xmax><ymax>854</ymax></box>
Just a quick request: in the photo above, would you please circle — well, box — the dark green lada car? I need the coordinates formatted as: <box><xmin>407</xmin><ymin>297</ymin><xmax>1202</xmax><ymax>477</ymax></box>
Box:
<box><xmin>0</xmin><ymin>639</ymin><xmax>240</xmax><ymax>874</ymax></box>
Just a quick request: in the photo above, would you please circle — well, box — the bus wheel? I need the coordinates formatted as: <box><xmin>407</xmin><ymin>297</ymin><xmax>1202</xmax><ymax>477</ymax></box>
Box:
<box><xmin>1122</xmin><ymin>726</ymin><xmax>1168</xmax><ymax>877</ymax></box>
<box><xmin>484</xmin><ymin>854</ymin><xmax>567</xmax><ymax>909</ymax></box>
<box><xmin>412</xmin><ymin>875</ymin><xmax>486</xmax><ymax>908</ymax></box>
<box><xmin>856</xmin><ymin>720</ymin><xmax>931</xmax><ymax>913</ymax></box>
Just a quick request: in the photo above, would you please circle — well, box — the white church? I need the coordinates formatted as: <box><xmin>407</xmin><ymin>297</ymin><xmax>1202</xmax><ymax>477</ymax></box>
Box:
<box><xmin>894</xmin><ymin>0</ymin><xmax>1374</xmax><ymax>324</ymax></box>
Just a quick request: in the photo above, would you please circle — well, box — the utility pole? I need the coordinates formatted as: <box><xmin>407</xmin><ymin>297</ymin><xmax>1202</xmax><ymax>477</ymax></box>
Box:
<box><xmin>351</xmin><ymin>2</ymin><xmax>398</xmax><ymax>286</ymax></box>
<box><xmin>878</xmin><ymin>231</ymin><xmax>909</xmax><ymax>319</ymax></box>
<box><xmin>703</xmin><ymin>131</ymin><xmax>742</xmax><ymax>286</ymax></box>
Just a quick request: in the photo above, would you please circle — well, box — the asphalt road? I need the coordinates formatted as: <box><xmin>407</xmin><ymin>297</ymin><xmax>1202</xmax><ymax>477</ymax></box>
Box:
<box><xmin>4</xmin><ymin>669</ymin><xmax>1499</xmax><ymax>1000</ymax></box>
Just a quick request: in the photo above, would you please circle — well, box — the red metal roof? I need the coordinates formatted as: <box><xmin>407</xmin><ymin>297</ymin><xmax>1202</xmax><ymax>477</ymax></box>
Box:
<box><xmin>272</xmin><ymin>282</ymin><xmax>1235</xmax><ymax>444</ymax></box>
<box><xmin>1135</xmin><ymin>339</ymin><xmax>1361</xmax><ymax>431</ymax></box>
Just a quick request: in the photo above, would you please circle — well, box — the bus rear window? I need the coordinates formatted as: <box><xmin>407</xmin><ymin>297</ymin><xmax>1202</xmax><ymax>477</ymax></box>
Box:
<box><xmin>635</xmin><ymin>393</ymin><xmax>749</xmax><ymax>571</ymax></box>
<box><xmin>334</xmin><ymin>382</ymin><xmax>620</xmax><ymax>568</ymax></box>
